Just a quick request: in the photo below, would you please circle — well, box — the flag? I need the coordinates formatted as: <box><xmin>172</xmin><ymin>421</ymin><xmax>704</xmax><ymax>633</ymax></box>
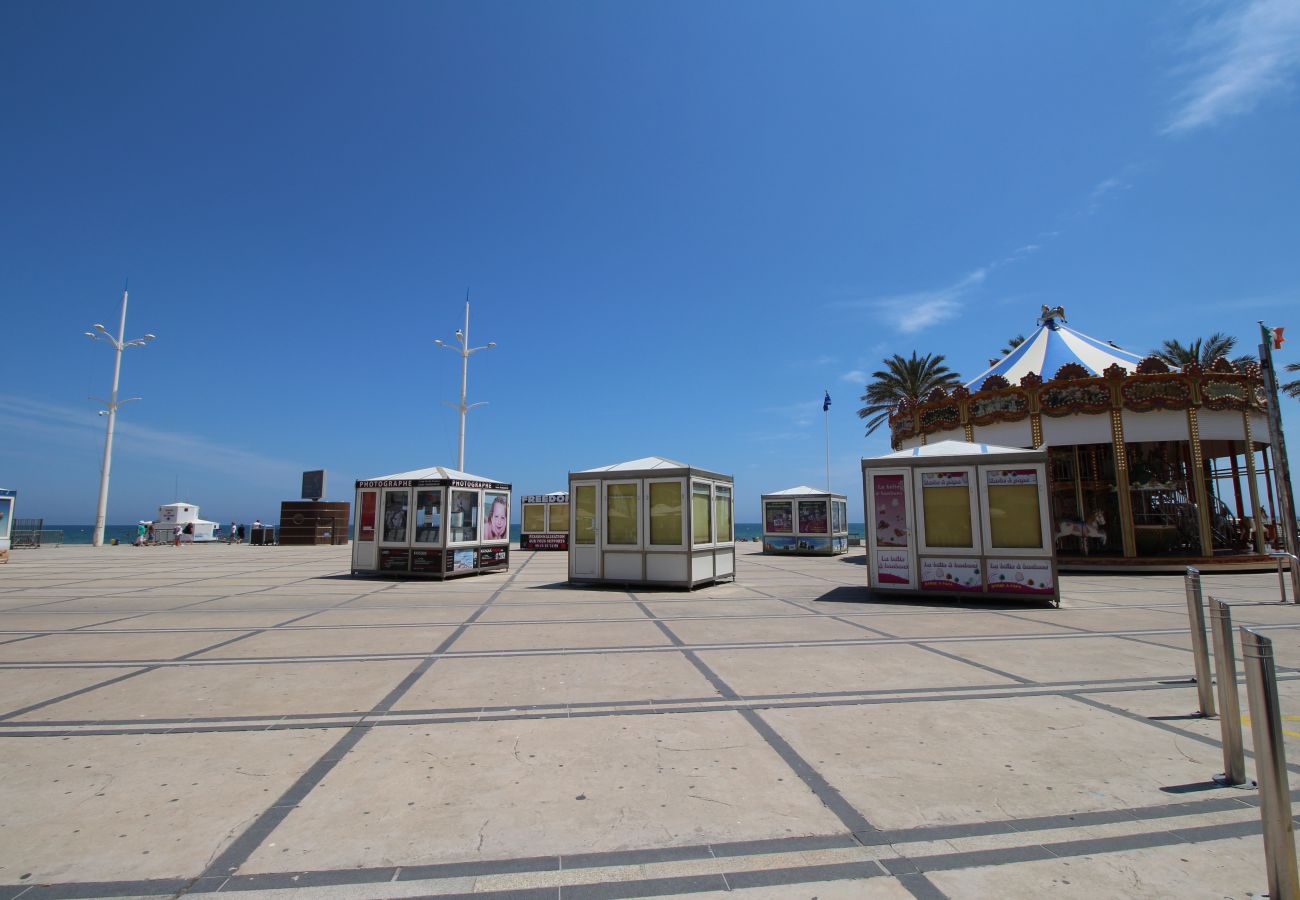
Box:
<box><xmin>1274</xmin><ymin>326</ymin><xmax>1286</xmax><ymax>350</ymax></box>
<box><xmin>823</xmin><ymin>390</ymin><xmax>831</xmax><ymax>412</ymax></box>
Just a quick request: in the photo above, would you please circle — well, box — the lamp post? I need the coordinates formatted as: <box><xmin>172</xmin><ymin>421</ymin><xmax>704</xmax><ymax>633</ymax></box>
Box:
<box><xmin>434</xmin><ymin>299</ymin><xmax>496</xmax><ymax>471</ymax></box>
<box><xmin>85</xmin><ymin>286</ymin><xmax>155</xmax><ymax>547</ymax></box>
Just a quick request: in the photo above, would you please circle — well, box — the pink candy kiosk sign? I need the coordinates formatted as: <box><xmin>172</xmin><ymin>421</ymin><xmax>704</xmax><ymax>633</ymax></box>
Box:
<box><xmin>862</xmin><ymin>441</ymin><xmax>1059</xmax><ymax>605</ymax></box>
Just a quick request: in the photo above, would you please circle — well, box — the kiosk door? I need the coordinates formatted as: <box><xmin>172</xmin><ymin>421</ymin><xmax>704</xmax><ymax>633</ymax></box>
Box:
<box><xmin>571</xmin><ymin>481</ymin><xmax>600</xmax><ymax>578</ymax></box>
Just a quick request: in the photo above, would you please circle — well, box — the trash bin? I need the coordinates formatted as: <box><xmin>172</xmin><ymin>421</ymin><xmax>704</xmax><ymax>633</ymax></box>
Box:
<box><xmin>250</xmin><ymin>526</ymin><xmax>275</xmax><ymax>546</ymax></box>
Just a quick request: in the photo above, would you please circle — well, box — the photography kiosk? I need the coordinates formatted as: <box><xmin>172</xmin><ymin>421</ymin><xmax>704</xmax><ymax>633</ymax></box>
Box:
<box><xmin>862</xmin><ymin>440</ymin><xmax>1059</xmax><ymax>604</ymax></box>
<box><xmin>568</xmin><ymin>456</ymin><xmax>734</xmax><ymax>588</ymax></box>
<box><xmin>761</xmin><ymin>486</ymin><xmax>849</xmax><ymax>555</ymax></box>
<box><xmin>520</xmin><ymin>492</ymin><xmax>569</xmax><ymax>550</ymax></box>
<box><xmin>352</xmin><ymin>466</ymin><xmax>511</xmax><ymax>579</ymax></box>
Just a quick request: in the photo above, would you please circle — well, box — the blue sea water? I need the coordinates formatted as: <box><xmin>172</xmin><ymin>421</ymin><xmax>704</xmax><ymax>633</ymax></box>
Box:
<box><xmin>49</xmin><ymin>523</ymin><xmax>865</xmax><ymax>545</ymax></box>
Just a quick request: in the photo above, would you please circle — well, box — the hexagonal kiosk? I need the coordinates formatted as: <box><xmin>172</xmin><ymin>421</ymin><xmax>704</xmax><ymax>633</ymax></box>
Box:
<box><xmin>520</xmin><ymin>491</ymin><xmax>570</xmax><ymax>550</ymax></box>
<box><xmin>568</xmin><ymin>456</ymin><xmax>734</xmax><ymax>588</ymax></box>
<box><xmin>761</xmin><ymin>486</ymin><xmax>849</xmax><ymax>555</ymax></box>
<box><xmin>863</xmin><ymin>440</ymin><xmax>1059</xmax><ymax>604</ymax></box>
<box><xmin>352</xmin><ymin>466</ymin><xmax>511</xmax><ymax>578</ymax></box>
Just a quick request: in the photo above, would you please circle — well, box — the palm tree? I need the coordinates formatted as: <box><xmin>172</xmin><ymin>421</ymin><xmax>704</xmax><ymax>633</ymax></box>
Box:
<box><xmin>1284</xmin><ymin>361</ymin><xmax>1300</xmax><ymax>400</ymax></box>
<box><xmin>858</xmin><ymin>352</ymin><xmax>962</xmax><ymax>435</ymax></box>
<box><xmin>1001</xmin><ymin>335</ymin><xmax>1026</xmax><ymax>356</ymax></box>
<box><xmin>1151</xmin><ymin>332</ymin><xmax>1254</xmax><ymax>370</ymax></box>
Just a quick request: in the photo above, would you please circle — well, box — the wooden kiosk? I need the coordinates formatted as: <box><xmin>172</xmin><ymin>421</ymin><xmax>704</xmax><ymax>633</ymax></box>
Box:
<box><xmin>761</xmin><ymin>486</ymin><xmax>849</xmax><ymax>555</ymax></box>
<box><xmin>352</xmin><ymin>466</ymin><xmax>511</xmax><ymax>579</ymax></box>
<box><xmin>862</xmin><ymin>440</ymin><xmax>1059</xmax><ymax>604</ymax></box>
<box><xmin>568</xmin><ymin>456</ymin><xmax>734</xmax><ymax>588</ymax></box>
<box><xmin>520</xmin><ymin>492</ymin><xmax>569</xmax><ymax>550</ymax></box>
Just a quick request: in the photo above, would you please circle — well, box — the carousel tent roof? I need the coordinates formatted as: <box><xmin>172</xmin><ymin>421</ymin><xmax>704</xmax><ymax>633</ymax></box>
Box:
<box><xmin>872</xmin><ymin>440</ymin><xmax>1037</xmax><ymax>459</ymax></box>
<box><xmin>765</xmin><ymin>485</ymin><xmax>842</xmax><ymax>497</ymax></box>
<box><xmin>965</xmin><ymin>314</ymin><xmax>1142</xmax><ymax>392</ymax></box>
<box><xmin>368</xmin><ymin>465</ymin><xmax>499</xmax><ymax>482</ymax></box>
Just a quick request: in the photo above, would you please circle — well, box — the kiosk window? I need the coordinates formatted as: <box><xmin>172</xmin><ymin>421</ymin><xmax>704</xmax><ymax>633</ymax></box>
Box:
<box><xmin>607</xmin><ymin>483</ymin><xmax>638</xmax><ymax>545</ymax></box>
<box><xmin>358</xmin><ymin>492</ymin><xmax>376</xmax><ymax>542</ymax></box>
<box><xmin>382</xmin><ymin>490</ymin><xmax>409</xmax><ymax>543</ymax></box>
<box><xmin>450</xmin><ymin>490</ymin><xmax>478</xmax><ymax>542</ymax></box>
<box><xmin>798</xmin><ymin>500</ymin><xmax>828</xmax><ymax>534</ymax></box>
<box><xmin>692</xmin><ymin>483</ymin><xmax>712</xmax><ymax>545</ymax></box>
<box><xmin>987</xmin><ymin>469</ymin><xmax>1043</xmax><ymax>549</ymax></box>
<box><xmin>714</xmin><ymin>486</ymin><xmax>733</xmax><ymax>542</ymax></box>
<box><xmin>649</xmin><ymin>482</ymin><xmax>682</xmax><ymax>545</ymax></box>
<box><xmin>522</xmin><ymin>504</ymin><xmax>546</xmax><ymax>533</ymax></box>
<box><xmin>414</xmin><ymin>490</ymin><xmax>441</xmax><ymax>544</ymax></box>
<box><xmin>921</xmin><ymin>472</ymin><xmax>973</xmax><ymax>548</ymax></box>
<box><xmin>547</xmin><ymin>502</ymin><xmax>569</xmax><ymax>533</ymax></box>
<box><xmin>765</xmin><ymin>501</ymin><xmax>792</xmax><ymax>534</ymax></box>
<box><xmin>574</xmin><ymin>486</ymin><xmax>596</xmax><ymax>544</ymax></box>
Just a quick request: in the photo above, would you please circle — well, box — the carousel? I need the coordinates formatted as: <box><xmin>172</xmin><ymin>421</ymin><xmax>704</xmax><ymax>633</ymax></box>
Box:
<box><xmin>890</xmin><ymin>307</ymin><xmax>1280</xmax><ymax>570</ymax></box>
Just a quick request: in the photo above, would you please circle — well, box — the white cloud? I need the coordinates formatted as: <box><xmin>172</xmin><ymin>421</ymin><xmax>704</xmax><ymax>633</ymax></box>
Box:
<box><xmin>848</xmin><ymin>268</ymin><xmax>987</xmax><ymax>334</ymax></box>
<box><xmin>0</xmin><ymin>394</ymin><xmax>300</xmax><ymax>487</ymax></box>
<box><xmin>840</xmin><ymin>369</ymin><xmax>868</xmax><ymax>384</ymax></box>
<box><xmin>1165</xmin><ymin>0</ymin><xmax>1300</xmax><ymax>134</ymax></box>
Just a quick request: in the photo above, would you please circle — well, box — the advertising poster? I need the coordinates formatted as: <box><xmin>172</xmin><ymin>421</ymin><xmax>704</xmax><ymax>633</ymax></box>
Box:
<box><xmin>478</xmin><ymin>546</ymin><xmax>509</xmax><ymax>567</ymax></box>
<box><xmin>986</xmin><ymin>559</ymin><xmax>1054</xmax><ymax>595</ymax></box>
<box><xmin>796</xmin><ymin>536</ymin><xmax>831</xmax><ymax>551</ymax></box>
<box><xmin>764</xmin><ymin>535</ymin><xmax>797</xmax><ymax>553</ymax></box>
<box><xmin>379</xmin><ymin>548</ymin><xmax>410</xmax><ymax>572</ymax></box>
<box><xmin>872</xmin><ymin>474</ymin><xmax>909</xmax><ymax>547</ymax></box>
<box><xmin>765</xmin><ymin>501</ymin><xmax>792</xmax><ymax>534</ymax></box>
<box><xmin>358</xmin><ymin>492</ymin><xmax>376</xmax><ymax>542</ymax></box>
<box><xmin>833</xmin><ymin>536</ymin><xmax>847</xmax><ymax>553</ymax></box>
<box><xmin>874</xmin><ymin>549</ymin><xmax>911</xmax><ymax>585</ymax></box>
<box><xmin>449</xmin><ymin>548</ymin><xmax>476</xmax><ymax>571</ymax></box>
<box><xmin>919</xmin><ymin>557</ymin><xmax>983</xmax><ymax>591</ymax></box>
<box><xmin>798</xmin><ymin>500</ymin><xmax>828</xmax><ymax>534</ymax></box>
<box><xmin>411</xmin><ymin>548</ymin><xmax>440</xmax><ymax>573</ymax></box>
<box><xmin>521</xmin><ymin>533</ymin><xmax>568</xmax><ymax>550</ymax></box>
<box><xmin>483</xmin><ymin>492</ymin><xmax>509</xmax><ymax>541</ymax></box>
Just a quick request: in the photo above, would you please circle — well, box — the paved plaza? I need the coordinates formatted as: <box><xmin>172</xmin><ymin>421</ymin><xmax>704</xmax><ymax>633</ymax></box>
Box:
<box><xmin>2</xmin><ymin>543</ymin><xmax>1300</xmax><ymax>899</ymax></box>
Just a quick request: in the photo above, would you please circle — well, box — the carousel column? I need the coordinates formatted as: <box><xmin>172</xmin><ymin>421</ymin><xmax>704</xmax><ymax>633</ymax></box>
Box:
<box><xmin>1187</xmin><ymin>405</ymin><xmax>1215</xmax><ymax>558</ymax></box>
<box><xmin>1111</xmin><ymin>407</ymin><xmax>1138</xmax><ymax>559</ymax></box>
<box><xmin>1244</xmin><ymin>412</ymin><xmax>1267</xmax><ymax>554</ymax></box>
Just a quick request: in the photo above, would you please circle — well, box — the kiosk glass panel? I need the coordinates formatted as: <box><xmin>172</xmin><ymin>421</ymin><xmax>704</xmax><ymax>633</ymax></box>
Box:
<box><xmin>765</xmin><ymin>501</ymin><xmax>792</xmax><ymax>533</ymax></box>
<box><xmin>987</xmin><ymin>469</ymin><xmax>1043</xmax><ymax>549</ymax></box>
<box><xmin>692</xmin><ymin>483</ymin><xmax>712</xmax><ymax>544</ymax></box>
<box><xmin>449</xmin><ymin>490</ymin><xmax>479</xmax><ymax>542</ymax></box>
<box><xmin>522</xmin><ymin>504</ymin><xmax>546</xmax><ymax>533</ymax></box>
<box><xmin>798</xmin><ymin>500</ymin><xmax>828</xmax><ymax>534</ymax></box>
<box><xmin>607</xmin><ymin>483</ymin><xmax>638</xmax><ymax>545</ymax></box>
<box><xmin>649</xmin><ymin>482</ymin><xmax>682</xmax><ymax>545</ymax></box>
<box><xmin>358</xmin><ymin>492</ymin><xmax>377</xmax><ymax>542</ymax></box>
<box><xmin>921</xmin><ymin>472</ymin><xmax>973</xmax><ymax>548</ymax></box>
<box><xmin>382</xmin><ymin>490</ymin><xmax>409</xmax><ymax>543</ymax></box>
<box><xmin>483</xmin><ymin>492</ymin><xmax>509</xmax><ymax>542</ymax></box>
<box><xmin>574</xmin><ymin>486</ymin><xmax>596</xmax><ymax>544</ymax></box>
<box><xmin>414</xmin><ymin>489</ymin><xmax>442</xmax><ymax>544</ymax></box>
<box><xmin>547</xmin><ymin>503</ymin><xmax>568</xmax><ymax>533</ymax></box>
<box><xmin>714</xmin><ymin>486</ymin><xmax>733</xmax><ymax>542</ymax></box>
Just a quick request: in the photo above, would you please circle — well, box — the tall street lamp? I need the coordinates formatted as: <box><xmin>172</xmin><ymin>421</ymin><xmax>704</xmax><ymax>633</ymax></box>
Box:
<box><xmin>434</xmin><ymin>299</ymin><xmax>496</xmax><ymax>471</ymax></box>
<box><xmin>85</xmin><ymin>285</ymin><xmax>156</xmax><ymax>547</ymax></box>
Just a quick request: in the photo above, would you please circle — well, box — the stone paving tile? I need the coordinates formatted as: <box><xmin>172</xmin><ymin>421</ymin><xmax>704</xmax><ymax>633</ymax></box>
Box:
<box><xmin>933</xmin><ymin>634</ymin><xmax>1197</xmax><ymax>682</ymax></box>
<box><xmin>0</xmin><ymin>630</ymin><xmax>248</xmax><ymax>663</ymax></box>
<box><xmin>451</xmin><ymin>620</ymin><xmax>674</xmax><ymax>652</ymax></box>
<box><xmin>189</xmin><ymin>625</ymin><xmax>456</xmax><ymax>659</ymax></box>
<box><xmin>0</xmin><ymin>665</ymin><xmax>144</xmax><ymax>715</ymax></box>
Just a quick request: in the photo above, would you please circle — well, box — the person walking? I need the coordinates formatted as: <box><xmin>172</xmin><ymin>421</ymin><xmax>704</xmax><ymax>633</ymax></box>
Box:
<box><xmin>230</xmin><ymin>521</ymin><xmax>238</xmax><ymax>544</ymax></box>
<box><xmin>173</xmin><ymin>524</ymin><xmax>182</xmax><ymax>547</ymax></box>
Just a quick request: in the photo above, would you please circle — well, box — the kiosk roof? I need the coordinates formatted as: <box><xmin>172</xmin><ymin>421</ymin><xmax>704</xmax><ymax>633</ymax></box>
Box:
<box><xmin>870</xmin><ymin>439</ymin><xmax>1039</xmax><ymax>459</ymax></box>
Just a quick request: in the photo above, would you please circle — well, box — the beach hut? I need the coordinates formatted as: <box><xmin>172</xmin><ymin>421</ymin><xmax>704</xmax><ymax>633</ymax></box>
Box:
<box><xmin>568</xmin><ymin>456</ymin><xmax>734</xmax><ymax>588</ymax></box>
<box><xmin>760</xmin><ymin>486</ymin><xmax>849</xmax><ymax>555</ymax></box>
<box><xmin>520</xmin><ymin>491</ymin><xmax>569</xmax><ymax>550</ymax></box>
<box><xmin>351</xmin><ymin>466</ymin><xmax>511</xmax><ymax>578</ymax></box>
<box><xmin>862</xmin><ymin>441</ymin><xmax>1059</xmax><ymax>603</ymax></box>
<box><xmin>154</xmin><ymin>502</ymin><xmax>219</xmax><ymax>543</ymax></box>
<box><xmin>890</xmin><ymin>307</ymin><xmax>1278</xmax><ymax>569</ymax></box>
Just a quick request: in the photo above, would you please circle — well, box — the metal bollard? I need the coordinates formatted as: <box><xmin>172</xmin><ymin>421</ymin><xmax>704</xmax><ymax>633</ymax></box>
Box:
<box><xmin>1275</xmin><ymin>552</ymin><xmax>1299</xmax><ymax>604</ymax></box>
<box><xmin>1184</xmin><ymin>568</ymin><xmax>1216</xmax><ymax>717</ymax></box>
<box><xmin>1208</xmin><ymin>598</ymin><xmax>1247</xmax><ymax>786</ymax></box>
<box><xmin>1241</xmin><ymin>627</ymin><xmax>1300</xmax><ymax>900</ymax></box>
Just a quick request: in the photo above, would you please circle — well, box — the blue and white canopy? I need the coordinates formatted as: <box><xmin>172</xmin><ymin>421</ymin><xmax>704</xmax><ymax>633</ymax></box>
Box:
<box><xmin>966</xmin><ymin>314</ymin><xmax>1143</xmax><ymax>391</ymax></box>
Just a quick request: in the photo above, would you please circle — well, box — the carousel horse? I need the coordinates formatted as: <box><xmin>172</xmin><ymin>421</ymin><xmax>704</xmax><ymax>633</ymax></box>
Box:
<box><xmin>1055</xmin><ymin>510</ymin><xmax>1106</xmax><ymax>554</ymax></box>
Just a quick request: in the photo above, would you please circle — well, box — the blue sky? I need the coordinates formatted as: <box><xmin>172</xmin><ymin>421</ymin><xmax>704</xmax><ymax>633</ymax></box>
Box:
<box><xmin>3</xmin><ymin>0</ymin><xmax>1299</xmax><ymax>525</ymax></box>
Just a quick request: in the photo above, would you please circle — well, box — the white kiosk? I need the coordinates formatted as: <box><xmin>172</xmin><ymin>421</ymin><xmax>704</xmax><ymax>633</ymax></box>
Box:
<box><xmin>761</xmin><ymin>486</ymin><xmax>849</xmax><ymax>555</ymax></box>
<box><xmin>520</xmin><ymin>492</ymin><xmax>569</xmax><ymax>550</ymax></box>
<box><xmin>862</xmin><ymin>441</ymin><xmax>1059</xmax><ymax>604</ymax></box>
<box><xmin>352</xmin><ymin>466</ymin><xmax>511</xmax><ymax>579</ymax></box>
<box><xmin>0</xmin><ymin>488</ymin><xmax>14</xmax><ymax>563</ymax></box>
<box><xmin>155</xmin><ymin>503</ymin><xmax>220</xmax><ymax>543</ymax></box>
<box><xmin>568</xmin><ymin>456</ymin><xmax>734</xmax><ymax>588</ymax></box>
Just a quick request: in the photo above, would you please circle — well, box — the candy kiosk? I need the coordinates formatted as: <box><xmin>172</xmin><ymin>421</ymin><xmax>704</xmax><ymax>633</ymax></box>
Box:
<box><xmin>520</xmin><ymin>492</ymin><xmax>569</xmax><ymax>550</ymax></box>
<box><xmin>568</xmin><ymin>456</ymin><xmax>734</xmax><ymax>588</ymax></box>
<box><xmin>761</xmin><ymin>486</ymin><xmax>849</xmax><ymax>555</ymax></box>
<box><xmin>862</xmin><ymin>441</ymin><xmax>1059</xmax><ymax>604</ymax></box>
<box><xmin>351</xmin><ymin>466</ymin><xmax>511</xmax><ymax>579</ymax></box>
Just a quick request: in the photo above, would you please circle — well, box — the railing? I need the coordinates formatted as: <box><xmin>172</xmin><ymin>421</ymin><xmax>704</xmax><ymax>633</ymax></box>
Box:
<box><xmin>11</xmin><ymin>529</ymin><xmax>62</xmax><ymax>548</ymax></box>
<box><xmin>1270</xmin><ymin>551</ymin><xmax>1298</xmax><ymax>603</ymax></box>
